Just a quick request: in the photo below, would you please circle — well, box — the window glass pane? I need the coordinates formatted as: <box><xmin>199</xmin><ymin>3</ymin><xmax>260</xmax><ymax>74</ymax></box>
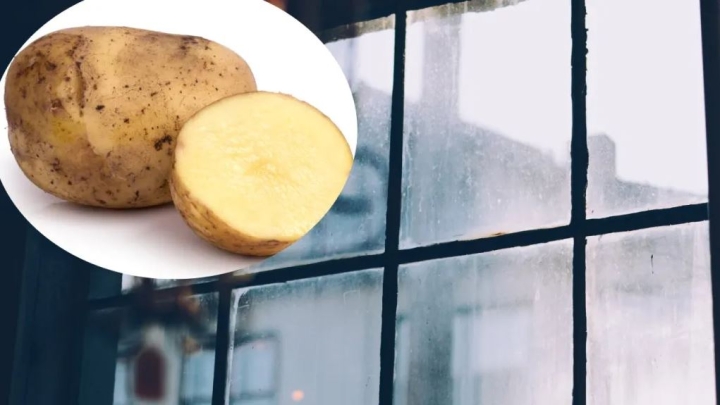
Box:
<box><xmin>587</xmin><ymin>222</ymin><xmax>716</xmax><ymax>404</ymax></box>
<box><xmin>231</xmin><ymin>337</ymin><xmax>278</xmax><ymax>398</ymax></box>
<box><xmin>113</xmin><ymin>362</ymin><xmax>128</xmax><ymax>405</ymax></box>
<box><xmin>394</xmin><ymin>318</ymin><xmax>411</xmax><ymax>405</ymax></box>
<box><xmin>229</xmin><ymin>269</ymin><xmax>383</xmax><ymax>405</ymax></box>
<box><xmin>78</xmin><ymin>293</ymin><xmax>218</xmax><ymax>405</ymax></box>
<box><xmin>182</xmin><ymin>349</ymin><xmax>217</xmax><ymax>404</ymax></box>
<box><xmin>401</xmin><ymin>0</ymin><xmax>572</xmax><ymax>248</ymax></box>
<box><xmin>396</xmin><ymin>241</ymin><xmax>573</xmax><ymax>405</ymax></box>
<box><xmin>586</xmin><ymin>0</ymin><xmax>708</xmax><ymax>217</ymax></box>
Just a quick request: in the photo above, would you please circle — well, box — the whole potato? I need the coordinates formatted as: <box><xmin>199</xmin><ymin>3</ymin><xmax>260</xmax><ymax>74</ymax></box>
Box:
<box><xmin>4</xmin><ymin>26</ymin><xmax>257</xmax><ymax>208</ymax></box>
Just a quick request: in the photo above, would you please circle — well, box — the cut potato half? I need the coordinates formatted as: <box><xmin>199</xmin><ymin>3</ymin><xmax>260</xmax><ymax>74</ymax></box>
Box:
<box><xmin>170</xmin><ymin>92</ymin><xmax>353</xmax><ymax>256</ymax></box>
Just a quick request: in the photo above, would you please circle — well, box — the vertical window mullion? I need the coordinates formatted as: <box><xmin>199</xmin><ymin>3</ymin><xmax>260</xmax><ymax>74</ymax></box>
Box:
<box><xmin>570</xmin><ymin>0</ymin><xmax>589</xmax><ymax>404</ymax></box>
<box><xmin>211</xmin><ymin>281</ymin><xmax>233</xmax><ymax>405</ymax></box>
<box><xmin>379</xmin><ymin>1</ymin><xmax>408</xmax><ymax>405</ymax></box>
<box><xmin>698</xmin><ymin>0</ymin><xmax>720</xmax><ymax>403</ymax></box>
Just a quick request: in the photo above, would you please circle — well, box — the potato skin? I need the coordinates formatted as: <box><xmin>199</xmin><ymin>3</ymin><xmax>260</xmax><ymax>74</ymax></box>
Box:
<box><xmin>169</xmin><ymin>171</ymin><xmax>291</xmax><ymax>257</ymax></box>
<box><xmin>5</xmin><ymin>26</ymin><xmax>257</xmax><ymax>208</ymax></box>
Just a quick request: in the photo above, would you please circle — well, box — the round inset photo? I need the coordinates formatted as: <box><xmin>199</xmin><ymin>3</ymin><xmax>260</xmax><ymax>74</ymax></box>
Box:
<box><xmin>0</xmin><ymin>0</ymin><xmax>357</xmax><ymax>279</ymax></box>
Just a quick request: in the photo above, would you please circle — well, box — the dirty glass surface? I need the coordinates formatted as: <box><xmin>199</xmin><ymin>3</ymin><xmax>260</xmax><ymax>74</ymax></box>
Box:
<box><xmin>587</xmin><ymin>222</ymin><xmax>715</xmax><ymax>405</ymax></box>
<box><xmin>228</xmin><ymin>269</ymin><xmax>383</xmax><ymax>405</ymax></box>
<box><xmin>586</xmin><ymin>0</ymin><xmax>708</xmax><ymax>217</ymax></box>
<box><xmin>401</xmin><ymin>0</ymin><xmax>572</xmax><ymax>248</ymax></box>
<box><xmin>395</xmin><ymin>241</ymin><xmax>573</xmax><ymax>405</ymax></box>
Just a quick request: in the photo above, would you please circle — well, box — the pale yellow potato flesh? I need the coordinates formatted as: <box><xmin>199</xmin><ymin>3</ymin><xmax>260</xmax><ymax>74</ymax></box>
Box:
<box><xmin>170</xmin><ymin>92</ymin><xmax>353</xmax><ymax>256</ymax></box>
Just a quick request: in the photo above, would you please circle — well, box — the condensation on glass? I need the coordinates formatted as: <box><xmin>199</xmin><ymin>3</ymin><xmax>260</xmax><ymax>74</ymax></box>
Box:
<box><xmin>586</xmin><ymin>0</ymin><xmax>708</xmax><ymax>217</ymax></box>
<box><xmin>587</xmin><ymin>222</ymin><xmax>716</xmax><ymax>405</ymax></box>
<box><xmin>228</xmin><ymin>269</ymin><xmax>383</xmax><ymax>405</ymax></box>
<box><xmin>400</xmin><ymin>0</ymin><xmax>572</xmax><ymax>248</ymax></box>
<box><xmin>78</xmin><ymin>293</ymin><xmax>219</xmax><ymax>405</ymax></box>
<box><xmin>396</xmin><ymin>241</ymin><xmax>573</xmax><ymax>405</ymax></box>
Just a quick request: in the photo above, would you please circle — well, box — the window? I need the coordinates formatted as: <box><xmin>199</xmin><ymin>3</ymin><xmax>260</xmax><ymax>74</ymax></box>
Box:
<box><xmin>586</xmin><ymin>223</ymin><xmax>715</xmax><ymax>405</ymax></box>
<box><xmin>396</xmin><ymin>242</ymin><xmax>573</xmax><ymax>404</ymax></box>
<box><xmin>452</xmin><ymin>308</ymin><xmax>537</xmax><ymax>405</ymax></box>
<box><xmin>393</xmin><ymin>317</ymin><xmax>410</xmax><ymax>405</ymax></box>
<box><xmin>586</xmin><ymin>0</ymin><xmax>708</xmax><ymax>217</ymax></box>
<box><xmin>74</xmin><ymin>0</ymin><xmax>720</xmax><ymax>405</ymax></box>
<box><xmin>230</xmin><ymin>336</ymin><xmax>279</xmax><ymax>405</ymax></box>
<box><xmin>229</xmin><ymin>271</ymin><xmax>383</xmax><ymax>405</ymax></box>
<box><xmin>401</xmin><ymin>0</ymin><xmax>572</xmax><ymax>247</ymax></box>
<box><xmin>181</xmin><ymin>348</ymin><xmax>216</xmax><ymax>405</ymax></box>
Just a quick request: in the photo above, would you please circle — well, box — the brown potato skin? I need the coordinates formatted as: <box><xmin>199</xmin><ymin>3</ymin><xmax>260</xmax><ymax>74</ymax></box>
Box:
<box><xmin>169</xmin><ymin>170</ymin><xmax>292</xmax><ymax>257</ymax></box>
<box><xmin>5</xmin><ymin>26</ymin><xmax>257</xmax><ymax>208</ymax></box>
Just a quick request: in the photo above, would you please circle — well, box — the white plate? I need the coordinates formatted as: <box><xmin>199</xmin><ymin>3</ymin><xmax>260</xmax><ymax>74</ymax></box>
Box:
<box><xmin>0</xmin><ymin>0</ymin><xmax>358</xmax><ymax>279</ymax></box>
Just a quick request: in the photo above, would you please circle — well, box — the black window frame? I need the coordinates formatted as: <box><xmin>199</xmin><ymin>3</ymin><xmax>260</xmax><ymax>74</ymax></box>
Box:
<box><xmin>76</xmin><ymin>0</ymin><xmax>720</xmax><ymax>404</ymax></box>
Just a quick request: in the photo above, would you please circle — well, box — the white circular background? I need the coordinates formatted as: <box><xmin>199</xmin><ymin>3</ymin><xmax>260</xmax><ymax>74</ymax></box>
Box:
<box><xmin>0</xmin><ymin>0</ymin><xmax>358</xmax><ymax>279</ymax></box>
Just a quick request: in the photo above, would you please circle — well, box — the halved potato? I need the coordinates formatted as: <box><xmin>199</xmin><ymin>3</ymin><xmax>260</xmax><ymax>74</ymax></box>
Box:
<box><xmin>170</xmin><ymin>92</ymin><xmax>353</xmax><ymax>256</ymax></box>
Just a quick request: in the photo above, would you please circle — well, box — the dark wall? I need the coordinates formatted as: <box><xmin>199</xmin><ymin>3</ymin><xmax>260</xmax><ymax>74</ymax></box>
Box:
<box><xmin>8</xmin><ymin>228</ymin><xmax>92</xmax><ymax>405</ymax></box>
<box><xmin>0</xmin><ymin>185</ymin><xmax>28</xmax><ymax>405</ymax></box>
